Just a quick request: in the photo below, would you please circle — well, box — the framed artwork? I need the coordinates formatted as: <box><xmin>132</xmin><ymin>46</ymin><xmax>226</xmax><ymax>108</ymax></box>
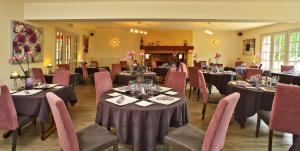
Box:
<box><xmin>83</xmin><ymin>35</ymin><xmax>89</xmax><ymax>53</ymax></box>
<box><xmin>11</xmin><ymin>20</ymin><xmax>43</xmax><ymax>63</ymax></box>
<box><xmin>243</xmin><ymin>38</ymin><xmax>255</xmax><ymax>55</ymax></box>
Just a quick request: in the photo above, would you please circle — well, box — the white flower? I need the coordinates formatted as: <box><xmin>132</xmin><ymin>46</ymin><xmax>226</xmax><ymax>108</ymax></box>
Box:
<box><xmin>15</xmin><ymin>24</ymin><xmax>24</xmax><ymax>33</ymax></box>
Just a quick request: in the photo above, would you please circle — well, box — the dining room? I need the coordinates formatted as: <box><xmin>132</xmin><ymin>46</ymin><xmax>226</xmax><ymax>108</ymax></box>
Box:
<box><xmin>1</xmin><ymin>0</ymin><xmax>300</xmax><ymax>151</ymax></box>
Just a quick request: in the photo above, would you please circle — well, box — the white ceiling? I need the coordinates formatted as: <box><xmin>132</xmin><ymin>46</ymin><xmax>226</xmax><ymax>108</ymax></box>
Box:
<box><xmin>25</xmin><ymin>0</ymin><xmax>300</xmax><ymax>3</ymax></box>
<box><xmin>69</xmin><ymin>21</ymin><xmax>274</xmax><ymax>32</ymax></box>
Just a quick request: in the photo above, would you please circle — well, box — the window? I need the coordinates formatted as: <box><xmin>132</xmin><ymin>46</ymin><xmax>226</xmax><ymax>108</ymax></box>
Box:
<box><xmin>260</xmin><ymin>30</ymin><xmax>300</xmax><ymax>72</ymax></box>
<box><xmin>288</xmin><ymin>31</ymin><xmax>300</xmax><ymax>72</ymax></box>
<box><xmin>55</xmin><ymin>29</ymin><xmax>79</xmax><ymax>70</ymax></box>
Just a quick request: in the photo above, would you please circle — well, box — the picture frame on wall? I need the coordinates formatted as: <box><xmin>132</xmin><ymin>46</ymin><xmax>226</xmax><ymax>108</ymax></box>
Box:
<box><xmin>11</xmin><ymin>20</ymin><xmax>43</xmax><ymax>63</ymax></box>
<box><xmin>83</xmin><ymin>35</ymin><xmax>89</xmax><ymax>53</ymax></box>
<box><xmin>243</xmin><ymin>38</ymin><xmax>255</xmax><ymax>55</ymax></box>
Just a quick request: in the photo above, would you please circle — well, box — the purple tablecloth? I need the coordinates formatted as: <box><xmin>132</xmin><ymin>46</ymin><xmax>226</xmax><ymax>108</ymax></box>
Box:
<box><xmin>95</xmin><ymin>90</ymin><xmax>189</xmax><ymax>151</ymax></box>
<box><xmin>226</xmin><ymin>82</ymin><xmax>274</xmax><ymax>125</ymax></box>
<box><xmin>271</xmin><ymin>72</ymin><xmax>300</xmax><ymax>85</ymax></box>
<box><xmin>203</xmin><ymin>72</ymin><xmax>237</xmax><ymax>95</ymax></box>
<box><xmin>12</xmin><ymin>86</ymin><xmax>77</xmax><ymax>123</ymax></box>
<box><xmin>113</xmin><ymin>72</ymin><xmax>157</xmax><ymax>86</ymax></box>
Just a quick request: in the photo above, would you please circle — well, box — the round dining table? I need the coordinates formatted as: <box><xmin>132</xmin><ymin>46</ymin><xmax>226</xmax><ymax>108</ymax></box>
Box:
<box><xmin>226</xmin><ymin>81</ymin><xmax>275</xmax><ymax>127</ymax></box>
<box><xmin>203</xmin><ymin>71</ymin><xmax>237</xmax><ymax>95</ymax></box>
<box><xmin>153</xmin><ymin>66</ymin><xmax>169</xmax><ymax>77</ymax></box>
<box><xmin>95</xmin><ymin>90</ymin><xmax>189</xmax><ymax>151</ymax></box>
<box><xmin>113</xmin><ymin>71</ymin><xmax>157</xmax><ymax>86</ymax></box>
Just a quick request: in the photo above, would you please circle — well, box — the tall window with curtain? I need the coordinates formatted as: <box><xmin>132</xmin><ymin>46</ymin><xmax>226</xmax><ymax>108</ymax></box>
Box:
<box><xmin>261</xmin><ymin>35</ymin><xmax>271</xmax><ymax>70</ymax></box>
<box><xmin>272</xmin><ymin>33</ymin><xmax>286</xmax><ymax>72</ymax></box>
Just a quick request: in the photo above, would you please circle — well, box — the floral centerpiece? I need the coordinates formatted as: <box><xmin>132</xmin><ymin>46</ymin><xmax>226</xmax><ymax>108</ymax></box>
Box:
<box><xmin>214</xmin><ymin>52</ymin><xmax>221</xmax><ymax>64</ymax></box>
<box><xmin>126</xmin><ymin>50</ymin><xmax>136</xmax><ymax>61</ymax></box>
<box><xmin>9</xmin><ymin>51</ymin><xmax>35</xmax><ymax>78</ymax></box>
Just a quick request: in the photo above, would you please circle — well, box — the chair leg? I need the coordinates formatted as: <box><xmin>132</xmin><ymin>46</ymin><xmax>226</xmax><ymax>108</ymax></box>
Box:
<box><xmin>113</xmin><ymin>143</ymin><xmax>118</xmax><ymax>151</ymax></box>
<box><xmin>17</xmin><ymin>128</ymin><xmax>21</xmax><ymax>136</ymax></box>
<box><xmin>197</xmin><ymin>88</ymin><xmax>200</xmax><ymax>101</ymax></box>
<box><xmin>189</xmin><ymin>85</ymin><xmax>192</xmax><ymax>98</ymax></box>
<box><xmin>256</xmin><ymin>114</ymin><xmax>261</xmax><ymax>138</ymax></box>
<box><xmin>33</xmin><ymin>119</ymin><xmax>37</xmax><ymax>125</ymax></box>
<box><xmin>163</xmin><ymin>143</ymin><xmax>169</xmax><ymax>151</ymax></box>
<box><xmin>12</xmin><ymin>130</ymin><xmax>17</xmax><ymax>151</ymax></box>
<box><xmin>202</xmin><ymin>103</ymin><xmax>207</xmax><ymax>120</ymax></box>
<box><xmin>268</xmin><ymin>129</ymin><xmax>273</xmax><ymax>151</ymax></box>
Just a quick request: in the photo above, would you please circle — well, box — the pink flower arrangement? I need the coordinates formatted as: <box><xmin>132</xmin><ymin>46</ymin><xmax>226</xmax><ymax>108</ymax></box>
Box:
<box><xmin>8</xmin><ymin>51</ymin><xmax>35</xmax><ymax>77</ymax></box>
<box><xmin>139</xmin><ymin>52</ymin><xmax>145</xmax><ymax>56</ymax></box>
<box><xmin>126</xmin><ymin>50</ymin><xmax>135</xmax><ymax>60</ymax></box>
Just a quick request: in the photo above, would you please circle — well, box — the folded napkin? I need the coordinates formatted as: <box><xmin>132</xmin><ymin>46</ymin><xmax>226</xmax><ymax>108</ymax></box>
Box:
<box><xmin>113</xmin><ymin>86</ymin><xmax>128</xmax><ymax>92</ymax></box>
<box><xmin>165</xmin><ymin>91</ymin><xmax>178</xmax><ymax>96</ymax></box>
<box><xmin>106</xmin><ymin>95</ymin><xmax>138</xmax><ymax>106</ymax></box>
<box><xmin>148</xmin><ymin>94</ymin><xmax>181</xmax><ymax>105</ymax></box>
<box><xmin>260</xmin><ymin>87</ymin><xmax>276</xmax><ymax>92</ymax></box>
<box><xmin>152</xmin><ymin>86</ymin><xmax>171</xmax><ymax>92</ymax></box>
<box><xmin>156</xmin><ymin>95</ymin><xmax>173</xmax><ymax>100</ymax></box>
<box><xmin>135</xmin><ymin>100</ymin><xmax>153</xmax><ymax>107</ymax></box>
<box><xmin>54</xmin><ymin>86</ymin><xmax>64</xmax><ymax>89</ymax></box>
<box><xmin>11</xmin><ymin>90</ymin><xmax>42</xmax><ymax>96</ymax></box>
<box><xmin>9</xmin><ymin>90</ymin><xmax>17</xmax><ymax>94</ymax></box>
<box><xmin>108</xmin><ymin>92</ymin><xmax>122</xmax><ymax>97</ymax></box>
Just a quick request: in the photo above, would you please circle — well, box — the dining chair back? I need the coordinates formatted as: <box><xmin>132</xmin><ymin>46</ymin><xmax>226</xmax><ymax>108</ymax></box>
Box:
<box><xmin>46</xmin><ymin>92</ymin><xmax>80</xmax><ymax>151</ymax></box>
<box><xmin>164</xmin><ymin>68</ymin><xmax>177</xmax><ymax>86</ymax></box>
<box><xmin>0</xmin><ymin>85</ymin><xmax>19</xmax><ymax>130</ymax></box>
<box><xmin>31</xmin><ymin>68</ymin><xmax>46</xmax><ymax>84</ymax></box>
<box><xmin>94</xmin><ymin>71</ymin><xmax>113</xmax><ymax>105</ymax></box>
<box><xmin>164</xmin><ymin>71</ymin><xmax>186</xmax><ymax>95</ymax></box>
<box><xmin>91</xmin><ymin>61</ymin><xmax>98</xmax><ymax>68</ymax></box>
<box><xmin>57</xmin><ymin>64</ymin><xmax>70</xmax><ymax>70</ymax></box>
<box><xmin>80</xmin><ymin>62</ymin><xmax>89</xmax><ymax>80</ymax></box>
<box><xmin>199</xmin><ymin>70</ymin><xmax>209</xmax><ymax>119</ymax></box>
<box><xmin>202</xmin><ymin>92</ymin><xmax>240</xmax><ymax>151</ymax></box>
<box><xmin>235</xmin><ymin>61</ymin><xmax>244</xmax><ymax>67</ymax></box>
<box><xmin>0</xmin><ymin>85</ymin><xmax>19</xmax><ymax>151</ymax></box>
<box><xmin>120</xmin><ymin>61</ymin><xmax>127</xmax><ymax>67</ymax></box>
<box><xmin>270</xmin><ymin>84</ymin><xmax>300</xmax><ymax>135</ymax></box>
<box><xmin>151</xmin><ymin>60</ymin><xmax>157</xmax><ymax>70</ymax></box>
<box><xmin>281</xmin><ymin>65</ymin><xmax>294</xmax><ymax>72</ymax></box>
<box><xmin>188</xmin><ymin>67</ymin><xmax>200</xmax><ymax>89</ymax></box>
<box><xmin>243</xmin><ymin>68</ymin><xmax>263</xmax><ymax>80</ymax></box>
<box><xmin>179</xmin><ymin>62</ymin><xmax>189</xmax><ymax>79</ymax></box>
<box><xmin>112</xmin><ymin>64</ymin><xmax>121</xmax><ymax>79</ymax></box>
<box><xmin>53</xmin><ymin>69</ymin><xmax>70</xmax><ymax>85</ymax></box>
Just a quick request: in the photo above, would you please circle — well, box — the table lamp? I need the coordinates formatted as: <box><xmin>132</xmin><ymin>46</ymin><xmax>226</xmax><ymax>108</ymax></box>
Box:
<box><xmin>47</xmin><ymin>64</ymin><xmax>53</xmax><ymax>74</ymax></box>
<box><xmin>10</xmin><ymin>71</ymin><xmax>20</xmax><ymax>90</ymax></box>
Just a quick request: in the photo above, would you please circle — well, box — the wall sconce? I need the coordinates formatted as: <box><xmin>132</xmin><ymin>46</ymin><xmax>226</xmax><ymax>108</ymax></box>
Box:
<box><xmin>212</xmin><ymin>40</ymin><xmax>218</xmax><ymax>45</ymax></box>
<box><xmin>110</xmin><ymin>39</ymin><xmax>120</xmax><ymax>47</ymax></box>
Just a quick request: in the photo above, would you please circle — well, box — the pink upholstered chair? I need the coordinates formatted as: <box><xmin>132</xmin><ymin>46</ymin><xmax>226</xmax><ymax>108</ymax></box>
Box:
<box><xmin>164</xmin><ymin>92</ymin><xmax>240</xmax><ymax>151</ymax></box>
<box><xmin>52</xmin><ymin>69</ymin><xmax>70</xmax><ymax>86</ymax></box>
<box><xmin>57</xmin><ymin>64</ymin><xmax>70</xmax><ymax>70</ymax></box>
<box><xmin>188</xmin><ymin>67</ymin><xmax>201</xmax><ymax>99</ymax></box>
<box><xmin>256</xmin><ymin>84</ymin><xmax>300</xmax><ymax>151</ymax></box>
<box><xmin>243</xmin><ymin>68</ymin><xmax>263</xmax><ymax>80</ymax></box>
<box><xmin>112</xmin><ymin>64</ymin><xmax>121</xmax><ymax>80</ymax></box>
<box><xmin>199</xmin><ymin>70</ymin><xmax>210</xmax><ymax>119</ymax></box>
<box><xmin>94</xmin><ymin>71</ymin><xmax>113</xmax><ymax>105</ymax></box>
<box><xmin>31</xmin><ymin>68</ymin><xmax>46</xmax><ymax>84</ymax></box>
<box><xmin>164</xmin><ymin>68</ymin><xmax>177</xmax><ymax>86</ymax></box>
<box><xmin>120</xmin><ymin>61</ymin><xmax>127</xmax><ymax>68</ymax></box>
<box><xmin>235</xmin><ymin>61</ymin><xmax>244</xmax><ymax>67</ymax></box>
<box><xmin>151</xmin><ymin>60</ymin><xmax>157</xmax><ymax>70</ymax></box>
<box><xmin>80</xmin><ymin>62</ymin><xmax>89</xmax><ymax>81</ymax></box>
<box><xmin>46</xmin><ymin>92</ymin><xmax>118</xmax><ymax>151</ymax></box>
<box><xmin>281</xmin><ymin>65</ymin><xmax>294</xmax><ymax>72</ymax></box>
<box><xmin>179</xmin><ymin>62</ymin><xmax>189</xmax><ymax>79</ymax></box>
<box><xmin>0</xmin><ymin>85</ymin><xmax>34</xmax><ymax>151</ymax></box>
<box><xmin>164</xmin><ymin>71</ymin><xmax>186</xmax><ymax>95</ymax></box>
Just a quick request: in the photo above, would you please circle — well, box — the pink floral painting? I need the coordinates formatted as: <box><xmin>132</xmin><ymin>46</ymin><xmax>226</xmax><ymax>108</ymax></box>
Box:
<box><xmin>11</xmin><ymin>20</ymin><xmax>43</xmax><ymax>64</ymax></box>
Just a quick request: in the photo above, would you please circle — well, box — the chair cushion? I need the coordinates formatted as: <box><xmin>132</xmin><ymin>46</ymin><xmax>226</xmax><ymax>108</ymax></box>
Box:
<box><xmin>77</xmin><ymin>124</ymin><xmax>118</xmax><ymax>151</ymax></box>
<box><xmin>257</xmin><ymin>110</ymin><xmax>270</xmax><ymax>125</ymax></box>
<box><xmin>164</xmin><ymin>124</ymin><xmax>205</xmax><ymax>151</ymax></box>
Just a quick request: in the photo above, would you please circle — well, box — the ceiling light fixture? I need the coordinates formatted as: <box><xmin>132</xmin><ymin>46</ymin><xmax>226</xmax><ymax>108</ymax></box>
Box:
<box><xmin>204</xmin><ymin>29</ymin><xmax>214</xmax><ymax>35</ymax></box>
<box><xmin>130</xmin><ymin>22</ymin><xmax>148</xmax><ymax>35</ymax></box>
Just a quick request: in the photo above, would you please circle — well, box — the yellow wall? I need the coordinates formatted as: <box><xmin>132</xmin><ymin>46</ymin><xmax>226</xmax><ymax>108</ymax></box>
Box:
<box><xmin>85</xmin><ymin>28</ymin><xmax>140</xmax><ymax>68</ymax></box>
<box><xmin>193</xmin><ymin>30</ymin><xmax>241</xmax><ymax>67</ymax></box>
<box><xmin>240</xmin><ymin>23</ymin><xmax>300</xmax><ymax>65</ymax></box>
<box><xmin>142</xmin><ymin>30</ymin><xmax>193</xmax><ymax>46</ymax></box>
<box><xmin>0</xmin><ymin>0</ymin><xmax>87</xmax><ymax>88</ymax></box>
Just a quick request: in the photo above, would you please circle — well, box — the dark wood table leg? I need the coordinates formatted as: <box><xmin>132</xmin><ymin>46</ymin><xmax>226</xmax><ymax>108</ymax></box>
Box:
<box><xmin>40</xmin><ymin>117</ymin><xmax>56</xmax><ymax>141</ymax></box>
<box><xmin>2</xmin><ymin>130</ymin><xmax>13</xmax><ymax>138</ymax></box>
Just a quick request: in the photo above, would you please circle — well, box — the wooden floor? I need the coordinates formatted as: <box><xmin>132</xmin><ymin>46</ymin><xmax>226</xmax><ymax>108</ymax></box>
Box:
<box><xmin>0</xmin><ymin>83</ymin><xmax>292</xmax><ymax>151</ymax></box>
